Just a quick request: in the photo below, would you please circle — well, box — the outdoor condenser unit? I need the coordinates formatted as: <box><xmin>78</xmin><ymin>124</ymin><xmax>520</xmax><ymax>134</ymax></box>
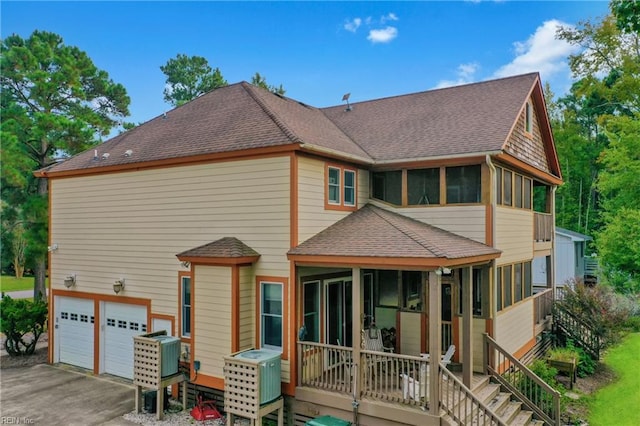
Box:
<box><xmin>152</xmin><ymin>335</ymin><xmax>180</xmax><ymax>377</ymax></box>
<box><xmin>234</xmin><ymin>349</ymin><xmax>281</xmax><ymax>404</ymax></box>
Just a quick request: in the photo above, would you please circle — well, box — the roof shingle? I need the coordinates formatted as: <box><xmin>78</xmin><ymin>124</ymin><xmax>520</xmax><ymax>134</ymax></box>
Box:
<box><xmin>177</xmin><ymin>237</ymin><xmax>260</xmax><ymax>259</ymax></box>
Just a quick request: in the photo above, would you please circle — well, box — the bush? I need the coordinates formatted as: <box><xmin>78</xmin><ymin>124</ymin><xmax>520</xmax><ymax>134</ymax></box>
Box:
<box><xmin>565</xmin><ymin>340</ymin><xmax>597</xmax><ymax>377</ymax></box>
<box><xmin>529</xmin><ymin>359</ymin><xmax>562</xmax><ymax>389</ymax></box>
<box><xmin>624</xmin><ymin>315</ymin><xmax>640</xmax><ymax>332</ymax></box>
<box><xmin>0</xmin><ymin>295</ymin><xmax>47</xmax><ymax>356</ymax></box>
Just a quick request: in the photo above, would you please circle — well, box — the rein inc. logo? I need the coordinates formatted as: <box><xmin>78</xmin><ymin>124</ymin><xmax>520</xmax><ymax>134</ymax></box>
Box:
<box><xmin>0</xmin><ymin>417</ymin><xmax>34</xmax><ymax>424</ymax></box>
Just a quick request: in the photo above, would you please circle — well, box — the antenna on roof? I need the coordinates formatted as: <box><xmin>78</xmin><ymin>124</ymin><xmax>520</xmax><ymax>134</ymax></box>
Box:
<box><xmin>342</xmin><ymin>93</ymin><xmax>352</xmax><ymax>111</ymax></box>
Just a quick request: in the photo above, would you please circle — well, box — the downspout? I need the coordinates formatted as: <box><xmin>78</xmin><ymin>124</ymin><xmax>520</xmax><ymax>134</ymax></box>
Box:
<box><xmin>485</xmin><ymin>155</ymin><xmax>498</xmax><ymax>339</ymax></box>
<box><xmin>551</xmin><ymin>185</ymin><xmax>557</xmax><ymax>300</ymax></box>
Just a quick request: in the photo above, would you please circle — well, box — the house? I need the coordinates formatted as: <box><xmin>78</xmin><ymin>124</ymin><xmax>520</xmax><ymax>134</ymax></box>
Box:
<box><xmin>38</xmin><ymin>72</ymin><xmax>562</xmax><ymax>425</ymax></box>
<box><xmin>533</xmin><ymin>227</ymin><xmax>594</xmax><ymax>288</ymax></box>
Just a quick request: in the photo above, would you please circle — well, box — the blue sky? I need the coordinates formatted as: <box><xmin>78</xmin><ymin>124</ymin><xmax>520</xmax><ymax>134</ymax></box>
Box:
<box><xmin>2</xmin><ymin>1</ymin><xmax>610</xmax><ymax>129</ymax></box>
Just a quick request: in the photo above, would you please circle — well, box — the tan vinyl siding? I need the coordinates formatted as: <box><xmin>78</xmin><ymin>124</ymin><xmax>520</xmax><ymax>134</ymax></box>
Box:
<box><xmin>399</xmin><ymin>311</ymin><xmax>422</xmax><ymax>356</ymax></box>
<box><xmin>194</xmin><ymin>265</ymin><xmax>232</xmax><ymax>378</ymax></box>
<box><xmin>238</xmin><ymin>265</ymin><xmax>255</xmax><ymax>351</ymax></box>
<box><xmin>297</xmin><ymin>156</ymin><xmax>369</xmax><ymax>244</ymax></box>
<box><xmin>49</xmin><ymin>156</ymin><xmax>291</xmax><ymax>318</ymax></box>
<box><xmin>494</xmin><ymin>299</ymin><xmax>534</xmax><ymax>354</ymax></box>
<box><xmin>495</xmin><ymin>206</ymin><xmax>533</xmax><ymax>265</ymax></box>
<box><xmin>455</xmin><ymin>318</ymin><xmax>486</xmax><ymax>372</ymax></box>
<box><xmin>376</xmin><ymin>202</ymin><xmax>487</xmax><ymax>244</ymax></box>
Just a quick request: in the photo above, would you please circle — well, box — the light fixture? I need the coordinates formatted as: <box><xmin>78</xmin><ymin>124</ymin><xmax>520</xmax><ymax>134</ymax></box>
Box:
<box><xmin>435</xmin><ymin>267</ymin><xmax>452</xmax><ymax>276</ymax></box>
<box><xmin>180</xmin><ymin>261</ymin><xmax>190</xmax><ymax>269</ymax></box>
<box><xmin>48</xmin><ymin>243</ymin><xmax>59</xmax><ymax>252</ymax></box>
<box><xmin>113</xmin><ymin>278</ymin><xmax>125</xmax><ymax>294</ymax></box>
<box><xmin>63</xmin><ymin>275</ymin><xmax>76</xmax><ymax>288</ymax></box>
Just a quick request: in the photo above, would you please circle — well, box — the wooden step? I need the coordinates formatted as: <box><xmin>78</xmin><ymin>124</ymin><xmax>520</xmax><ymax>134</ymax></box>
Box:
<box><xmin>510</xmin><ymin>410</ymin><xmax>533</xmax><ymax>426</ymax></box>
<box><xmin>473</xmin><ymin>381</ymin><xmax>501</xmax><ymax>404</ymax></box>
<box><xmin>496</xmin><ymin>400</ymin><xmax>522</xmax><ymax>424</ymax></box>
<box><xmin>485</xmin><ymin>392</ymin><xmax>511</xmax><ymax>414</ymax></box>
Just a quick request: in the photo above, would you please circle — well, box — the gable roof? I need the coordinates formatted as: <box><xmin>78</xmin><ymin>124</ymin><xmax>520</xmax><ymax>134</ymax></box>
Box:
<box><xmin>288</xmin><ymin>204</ymin><xmax>501</xmax><ymax>268</ymax></box>
<box><xmin>40</xmin><ymin>73</ymin><xmax>559</xmax><ymax>182</ymax></box>
<box><xmin>176</xmin><ymin>237</ymin><xmax>260</xmax><ymax>265</ymax></box>
<box><xmin>322</xmin><ymin>73</ymin><xmax>539</xmax><ymax>162</ymax></box>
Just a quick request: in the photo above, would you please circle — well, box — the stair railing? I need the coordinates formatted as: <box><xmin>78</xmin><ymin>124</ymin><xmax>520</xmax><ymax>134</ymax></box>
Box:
<box><xmin>552</xmin><ymin>303</ymin><xmax>601</xmax><ymax>360</ymax></box>
<box><xmin>438</xmin><ymin>362</ymin><xmax>506</xmax><ymax>426</ymax></box>
<box><xmin>484</xmin><ymin>334</ymin><xmax>560</xmax><ymax>426</ymax></box>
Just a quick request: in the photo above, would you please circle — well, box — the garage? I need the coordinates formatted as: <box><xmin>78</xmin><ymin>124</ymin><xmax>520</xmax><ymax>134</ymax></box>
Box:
<box><xmin>103</xmin><ymin>302</ymin><xmax>147</xmax><ymax>379</ymax></box>
<box><xmin>56</xmin><ymin>296</ymin><xmax>94</xmax><ymax>370</ymax></box>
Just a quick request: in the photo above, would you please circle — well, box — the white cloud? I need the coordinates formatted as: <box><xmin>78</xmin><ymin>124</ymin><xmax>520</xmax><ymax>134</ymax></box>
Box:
<box><xmin>493</xmin><ymin>20</ymin><xmax>580</xmax><ymax>80</ymax></box>
<box><xmin>435</xmin><ymin>62</ymin><xmax>480</xmax><ymax>89</ymax></box>
<box><xmin>344</xmin><ymin>18</ymin><xmax>362</xmax><ymax>33</ymax></box>
<box><xmin>381</xmin><ymin>13</ymin><xmax>398</xmax><ymax>23</ymax></box>
<box><xmin>367</xmin><ymin>26</ymin><xmax>398</xmax><ymax>44</ymax></box>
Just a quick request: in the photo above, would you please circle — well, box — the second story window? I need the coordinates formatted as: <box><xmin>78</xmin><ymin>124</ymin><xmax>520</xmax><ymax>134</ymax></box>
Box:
<box><xmin>408</xmin><ymin>168</ymin><xmax>440</xmax><ymax>205</ymax></box>
<box><xmin>446</xmin><ymin>165</ymin><xmax>481</xmax><ymax>204</ymax></box>
<box><xmin>326</xmin><ymin>164</ymin><xmax>358</xmax><ymax>210</ymax></box>
<box><xmin>372</xmin><ymin>171</ymin><xmax>402</xmax><ymax>205</ymax></box>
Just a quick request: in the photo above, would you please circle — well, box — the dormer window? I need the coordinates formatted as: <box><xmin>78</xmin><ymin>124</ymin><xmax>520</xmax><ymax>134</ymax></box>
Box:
<box><xmin>326</xmin><ymin>164</ymin><xmax>357</xmax><ymax>210</ymax></box>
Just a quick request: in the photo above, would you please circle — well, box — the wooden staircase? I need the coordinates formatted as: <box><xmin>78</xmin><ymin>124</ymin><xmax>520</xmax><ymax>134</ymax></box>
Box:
<box><xmin>553</xmin><ymin>302</ymin><xmax>601</xmax><ymax>360</ymax></box>
<box><xmin>478</xmin><ymin>377</ymin><xmax>545</xmax><ymax>426</ymax></box>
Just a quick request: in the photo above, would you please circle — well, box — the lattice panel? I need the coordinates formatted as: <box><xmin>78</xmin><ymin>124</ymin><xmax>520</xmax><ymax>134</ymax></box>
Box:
<box><xmin>133</xmin><ymin>332</ymin><xmax>164</xmax><ymax>388</ymax></box>
<box><xmin>224</xmin><ymin>357</ymin><xmax>260</xmax><ymax>419</ymax></box>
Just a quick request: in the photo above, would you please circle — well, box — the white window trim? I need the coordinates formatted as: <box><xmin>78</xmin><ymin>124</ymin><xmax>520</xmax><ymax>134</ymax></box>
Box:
<box><xmin>343</xmin><ymin>169</ymin><xmax>356</xmax><ymax>207</ymax></box>
<box><xmin>260</xmin><ymin>281</ymin><xmax>283</xmax><ymax>351</ymax></box>
<box><xmin>328</xmin><ymin>166</ymin><xmax>341</xmax><ymax>205</ymax></box>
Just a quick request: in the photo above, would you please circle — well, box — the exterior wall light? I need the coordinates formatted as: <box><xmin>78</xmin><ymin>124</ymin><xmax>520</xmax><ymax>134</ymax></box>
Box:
<box><xmin>64</xmin><ymin>275</ymin><xmax>76</xmax><ymax>288</ymax></box>
<box><xmin>113</xmin><ymin>278</ymin><xmax>125</xmax><ymax>294</ymax></box>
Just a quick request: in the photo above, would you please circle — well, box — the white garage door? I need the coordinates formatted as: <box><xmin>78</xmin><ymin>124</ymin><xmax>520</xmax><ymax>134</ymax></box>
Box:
<box><xmin>56</xmin><ymin>297</ymin><xmax>94</xmax><ymax>370</ymax></box>
<box><xmin>104</xmin><ymin>302</ymin><xmax>147</xmax><ymax>379</ymax></box>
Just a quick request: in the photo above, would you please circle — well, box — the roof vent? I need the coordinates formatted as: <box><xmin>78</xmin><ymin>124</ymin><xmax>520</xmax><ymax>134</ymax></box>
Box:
<box><xmin>124</xmin><ymin>149</ymin><xmax>133</xmax><ymax>157</ymax></box>
<box><xmin>162</xmin><ymin>112</ymin><xmax>167</xmax><ymax>119</ymax></box>
<box><xmin>101</xmin><ymin>153</ymin><xmax>110</xmax><ymax>160</ymax></box>
<box><xmin>342</xmin><ymin>93</ymin><xmax>352</xmax><ymax>111</ymax></box>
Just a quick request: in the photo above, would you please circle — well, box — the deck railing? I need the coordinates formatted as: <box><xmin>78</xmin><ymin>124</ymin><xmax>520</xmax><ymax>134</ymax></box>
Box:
<box><xmin>533</xmin><ymin>288</ymin><xmax>554</xmax><ymax>325</ymax></box>
<box><xmin>360</xmin><ymin>350</ymin><xmax>429</xmax><ymax>407</ymax></box>
<box><xmin>484</xmin><ymin>334</ymin><xmax>560</xmax><ymax>426</ymax></box>
<box><xmin>439</xmin><ymin>363</ymin><xmax>506</xmax><ymax>426</ymax></box>
<box><xmin>534</xmin><ymin>212</ymin><xmax>553</xmax><ymax>242</ymax></box>
<box><xmin>298</xmin><ymin>341</ymin><xmax>354</xmax><ymax>394</ymax></box>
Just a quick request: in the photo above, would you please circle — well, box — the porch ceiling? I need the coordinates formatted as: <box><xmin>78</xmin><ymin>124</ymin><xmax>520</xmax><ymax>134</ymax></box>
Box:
<box><xmin>288</xmin><ymin>204</ymin><xmax>501</xmax><ymax>268</ymax></box>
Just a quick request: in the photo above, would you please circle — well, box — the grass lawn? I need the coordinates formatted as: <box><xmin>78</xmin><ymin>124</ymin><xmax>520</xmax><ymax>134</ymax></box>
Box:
<box><xmin>589</xmin><ymin>333</ymin><xmax>640</xmax><ymax>426</ymax></box>
<box><xmin>0</xmin><ymin>275</ymin><xmax>38</xmax><ymax>292</ymax></box>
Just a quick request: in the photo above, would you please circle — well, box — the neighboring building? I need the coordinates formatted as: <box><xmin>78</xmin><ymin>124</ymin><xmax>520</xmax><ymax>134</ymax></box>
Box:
<box><xmin>39</xmin><ymin>72</ymin><xmax>562</xmax><ymax>425</ymax></box>
<box><xmin>533</xmin><ymin>227</ymin><xmax>593</xmax><ymax>287</ymax></box>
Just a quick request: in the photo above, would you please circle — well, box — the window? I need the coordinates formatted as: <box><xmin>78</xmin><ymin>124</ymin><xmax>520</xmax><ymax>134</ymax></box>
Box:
<box><xmin>181</xmin><ymin>276</ymin><xmax>191</xmax><ymax>338</ymax></box>
<box><xmin>261</xmin><ymin>282</ymin><xmax>283</xmax><ymax>350</ymax></box>
<box><xmin>326</xmin><ymin>164</ymin><xmax>357</xmax><ymax>209</ymax></box>
<box><xmin>457</xmin><ymin>269</ymin><xmax>483</xmax><ymax>316</ymax></box>
<box><xmin>524</xmin><ymin>261</ymin><xmax>532</xmax><ymax>298</ymax></box>
<box><xmin>525</xmin><ymin>102</ymin><xmax>533</xmax><ymax>134</ymax></box>
<box><xmin>496</xmin><ymin>268</ymin><xmax>503</xmax><ymax>311</ymax></box>
<box><xmin>515</xmin><ymin>174</ymin><xmax>523</xmax><ymax>208</ymax></box>
<box><xmin>523</xmin><ymin>177</ymin><xmax>532</xmax><ymax>209</ymax></box>
<box><xmin>503</xmin><ymin>265</ymin><xmax>512</xmax><ymax>308</ymax></box>
<box><xmin>377</xmin><ymin>270</ymin><xmax>399</xmax><ymax>307</ymax></box>
<box><xmin>407</xmin><ymin>168</ymin><xmax>440</xmax><ymax>205</ymax></box>
<box><xmin>303</xmin><ymin>281</ymin><xmax>320</xmax><ymax>342</ymax></box>
<box><xmin>402</xmin><ymin>271</ymin><xmax>422</xmax><ymax>310</ymax></box>
<box><xmin>514</xmin><ymin>263</ymin><xmax>523</xmax><ymax>303</ymax></box>
<box><xmin>503</xmin><ymin>170</ymin><xmax>512</xmax><ymax>206</ymax></box>
<box><xmin>344</xmin><ymin>170</ymin><xmax>355</xmax><ymax>206</ymax></box>
<box><xmin>328</xmin><ymin>167</ymin><xmax>340</xmax><ymax>205</ymax></box>
<box><xmin>372</xmin><ymin>171</ymin><xmax>402</xmax><ymax>206</ymax></box>
<box><xmin>446</xmin><ymin>165</ymin><xmax>481</xmax><ymax>204</ymax></box>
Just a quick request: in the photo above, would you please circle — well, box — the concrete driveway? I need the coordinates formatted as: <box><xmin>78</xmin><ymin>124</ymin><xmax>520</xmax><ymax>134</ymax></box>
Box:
<box><xmin>0</xmin><ymin>364</ymin><xmax>135</xmax><ymax>425</ymax></box>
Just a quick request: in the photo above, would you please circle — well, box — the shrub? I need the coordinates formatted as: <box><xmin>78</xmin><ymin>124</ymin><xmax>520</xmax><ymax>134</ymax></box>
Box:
<box><xmin>565</xmin><ymin>340</ymin><xmax>597</xmax><ymax>377</ymax></box>
<box><xmin>529</xmin><ymin>359</ymin><xmax>562</xmax><ymax>389</ymax></box>
<box><xmin>0</xmin><ymin>295</ymin><xmax>48</xmax><ymax>356</ymax></box>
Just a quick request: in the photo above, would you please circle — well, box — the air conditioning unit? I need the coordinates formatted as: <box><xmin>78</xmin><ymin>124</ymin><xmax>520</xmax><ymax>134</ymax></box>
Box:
<box><xmin>234</xmin><ymin>349</ymin><xmax>281</xmax><ymax>404</ymax></box>
<box><xmin>152</xmin><ymin>335</ymin><xmax>180</xmax><ymax>377</ymax></box>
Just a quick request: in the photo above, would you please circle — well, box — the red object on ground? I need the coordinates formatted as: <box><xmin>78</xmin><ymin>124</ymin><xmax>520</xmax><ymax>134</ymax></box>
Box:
<box><xmin>190</xmin><ymin>394</ymin><xmax>222</xmax><ymax>421</ymax></box>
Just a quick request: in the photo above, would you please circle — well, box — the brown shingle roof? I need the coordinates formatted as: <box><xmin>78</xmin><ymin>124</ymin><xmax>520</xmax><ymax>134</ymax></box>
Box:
<box><xmin>321</xmin><ymin>73</ymin><xmax>538</xmax><ymax>162</ymax></box>
<box><xmin>44</xmin><ymin>73</ymin><xmax>540</xmax><ymax>174</ymax></box>
<box><xmin>288</xmin><ymin>204</ymin><xmax>501</xmax><ymax>265</ymax></box>
<box><xmin>177</xmin><ymin>237</ymin><xmax>260</xmax><ymax>260</ymax></box>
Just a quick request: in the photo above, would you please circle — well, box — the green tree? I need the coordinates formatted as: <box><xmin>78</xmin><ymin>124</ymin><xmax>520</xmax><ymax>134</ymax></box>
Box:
<box><xmin>611</xmin><ymin>0</ymin><xmax>640</xmax><ymax>34</ymax></box>
<box><xmin>250</xmin><ymin>72</ymin><xmax>286</xmax><ymax>95</ymax></box>
<box><xmin>160</xmin><ymin>54</ymin><xmax>227</xmax><ymax>106</ymax></box>
<box><xmin>1</xmin><ymin>30</ymin><xmax>130</xmax><ymax>299</ymax></box>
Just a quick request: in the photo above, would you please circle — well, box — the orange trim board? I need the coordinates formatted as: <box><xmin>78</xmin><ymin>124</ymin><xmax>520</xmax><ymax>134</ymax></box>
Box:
<box><xmin>176</xmin><ymin>256</ymin><xmax>259</xmax><ymax>266</ymax></box>
<box><xmin>288</xmin><ymin>253</ymin><xmax>500</xmax><ymax>269</ymax></box>
<box><xmin>496</xmin><ymin>337</ymin><xmax>537</xmax><ymax>374</ymax></box>
<box><xmin>495</xmin><ymin>153</ymin><xmax>562</xmax><ymax>185</ymax></box>
<box><xmin>36</xmin><ymin>144</ymin><xmax>301</xmax><ymax>179</ymax></box>
<box><xmin>231</xmin><ymin>265</ymin><xmax>240</xmax><ymax>353</ymax></box>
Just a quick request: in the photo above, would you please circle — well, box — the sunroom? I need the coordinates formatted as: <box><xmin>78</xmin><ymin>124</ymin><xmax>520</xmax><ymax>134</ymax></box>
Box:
<box><xmin>287</xmin><ymin>204</ymin><xmax>501</xmax><ymax>423</ymax></box>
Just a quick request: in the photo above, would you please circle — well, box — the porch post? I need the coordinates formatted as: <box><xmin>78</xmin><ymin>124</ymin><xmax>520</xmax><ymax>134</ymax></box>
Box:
<box><xmin>462</xmin><ymin>266</ymin><xmax>473</xmax><ymax>388</ymax></box>
<box><xmin>352</xmin><ymin>267</ymin><xmax>362</xmax><ymax>398</ymax></box>
<box><xmin>428</xmin><ymin>270</ymin><xmax>441</xmax><ymax>416</ymax></box>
